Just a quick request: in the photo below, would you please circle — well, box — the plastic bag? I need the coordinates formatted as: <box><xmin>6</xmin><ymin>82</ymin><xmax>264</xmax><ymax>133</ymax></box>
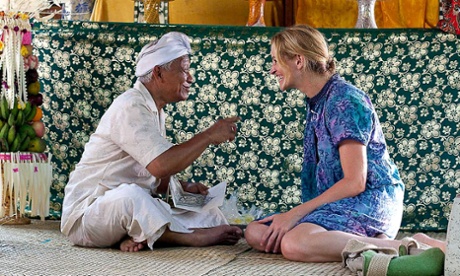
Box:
<box><xmin>220</xmin><ymin>191</ymin><xmax>264</xmax><ymax>225</ymax></box>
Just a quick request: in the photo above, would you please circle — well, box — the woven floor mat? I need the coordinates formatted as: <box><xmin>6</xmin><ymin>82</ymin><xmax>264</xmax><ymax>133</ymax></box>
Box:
<box><xmin>0</xmin><ymin>220</ymin><xmax>250</xmax><ymax>275</ymax></box>
<box><xmin>0</xmin><ymin>220</ymin><xmax>447</xmax><ymax>276</ymax></box>
<box><xmin>205</xmin><ymin>250</ymin><xmax>353</xmax><ymax>276</ymax></box>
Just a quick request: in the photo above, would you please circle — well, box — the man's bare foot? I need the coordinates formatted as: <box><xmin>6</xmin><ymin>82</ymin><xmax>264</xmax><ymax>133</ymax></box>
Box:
<box><xmin>119</xmin><ymin>237</ymin><xmax>147</xmax><ymax>252</ymax></box>
<box><xmin>189</xmin><ymin>225</ymin><xmax>243</xmax><ymax>246</ymax></box>
<box><xmin>412</xmin><ymin>233</ymin><xmax>446</xmax><ymax>253</ymax></box>
<box><xmin>157</xmin><ymin>225</ymin><xmax>243</xmax><ymax>247</ymax></box>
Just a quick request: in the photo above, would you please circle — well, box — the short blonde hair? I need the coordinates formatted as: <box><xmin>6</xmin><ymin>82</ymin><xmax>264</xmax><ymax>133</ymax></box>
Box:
<box><xmin>271</xmin><ymin>25</ymin><xmax>335</xmax><ymax>75</ymax></box>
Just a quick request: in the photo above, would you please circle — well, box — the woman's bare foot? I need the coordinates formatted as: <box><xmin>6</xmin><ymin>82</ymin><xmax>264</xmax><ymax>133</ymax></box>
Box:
<box><xmin>119</xmin><ymin>237</ymin><xmax>147</xmax><ymax>252</ymax></box>
<box><xmin>412</xmin><ymin>233</ymin><xmax>446</xmax><ymax>253</ymax></box>
<box><xmin>157</xmin><ymin>225</ymin><xmax>243</xmax><ymax>247</ymax></box>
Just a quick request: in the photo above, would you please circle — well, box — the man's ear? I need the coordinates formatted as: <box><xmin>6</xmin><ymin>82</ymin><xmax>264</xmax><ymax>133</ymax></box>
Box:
<box><xmin>153</xmin><ymin>66</ymin><xmax>162</xmax><ymax>80</ymax></box>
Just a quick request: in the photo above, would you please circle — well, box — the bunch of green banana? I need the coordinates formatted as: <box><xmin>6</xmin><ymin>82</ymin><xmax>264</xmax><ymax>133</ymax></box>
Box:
<box><xmin>17</xmin><ymin>124</ymin><xmax>36</xmax><ymax>151</ymax></box>
<box><xmin>0</xmin><ymin>97</ymin><xmax>39</xmax><ymax>152</ymax></box>
<box><xmin>0</xmin><ymin>123</ymin><xmax>13</xmax><ymax>151</ymax></box>
<box><xmin>0</xmin><ymin>96</ymin><xmax>10</xmax><ymax>121</ymax></box>
<box><xmin>0</xmin><ymin>138</ymin><xmax>8</xmax><ymax>152</ymax></box>
<box><xmin>24</xmin><ymin>102</ymin><xmax>38</xmax><ymax>122</ymax></box>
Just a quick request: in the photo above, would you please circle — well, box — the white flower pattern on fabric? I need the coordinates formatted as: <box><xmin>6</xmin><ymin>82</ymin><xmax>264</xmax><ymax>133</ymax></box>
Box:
<box><xmin>35</xmin><ymin>22</ymin><xmax>460</xmax><ymax>233</ymax></box>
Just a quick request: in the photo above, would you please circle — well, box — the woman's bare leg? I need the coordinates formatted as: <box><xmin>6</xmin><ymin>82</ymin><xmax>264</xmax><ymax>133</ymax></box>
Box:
<box><xmin>280</xmin><ymin>223</ymin><xmax>402</xmax><ymax>262</ymax></box>
<box><xmin>245</xmin><ymin>221</ymin><xmax>274</xmax><ymax>252</ymax></box>
<box><xmin>412</xmin><ymin>233</ymin><xmax>446</xmax><ymax>253</ymax></box>
<box><xmin>245</xmin><ymin>221</ymin><xmax>402</xmax><ymax>262</ymax></box>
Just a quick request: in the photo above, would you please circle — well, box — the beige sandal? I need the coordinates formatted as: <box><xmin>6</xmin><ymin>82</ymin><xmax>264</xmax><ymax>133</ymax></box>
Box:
<box><xmin>343</xmin><ymin>238</ymin><xmax>443</xmax><ymax>276</ymax></box>
<box><xmin>342</xmin><ymin>239</ymin><xmax>398</xmax><ymax>274</ymax></box>
<box><xmin>399</xmin><ymin>237</ymin><xmax>431</xmax><ymax>256</ymax></box>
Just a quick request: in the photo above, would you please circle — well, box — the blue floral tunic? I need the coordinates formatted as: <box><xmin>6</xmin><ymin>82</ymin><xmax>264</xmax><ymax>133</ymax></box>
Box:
<box><xmin>299</xmin><ymin>74</ymin><xmax>405</xmax><ymax>239</ymax></box>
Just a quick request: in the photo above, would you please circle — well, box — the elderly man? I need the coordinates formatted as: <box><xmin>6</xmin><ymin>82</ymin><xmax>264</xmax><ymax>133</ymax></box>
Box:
<box><xmin>61</xmin><ymin>32</ymin><xmax>242</xmax><ymax>252</ymax></box>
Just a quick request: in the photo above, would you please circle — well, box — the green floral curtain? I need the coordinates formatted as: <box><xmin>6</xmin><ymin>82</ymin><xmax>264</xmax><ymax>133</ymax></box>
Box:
<box><xmin>34</xmin><ymin>20</ymin><xmax>459</xmax><ymax>231</ymax></box>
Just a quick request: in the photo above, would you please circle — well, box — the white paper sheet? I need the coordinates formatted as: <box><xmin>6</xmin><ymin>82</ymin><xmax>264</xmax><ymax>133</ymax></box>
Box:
<box><xmin>169</xmin><ymin>176</ymin><xmax>227</xmax><ymax>213</ymax></box>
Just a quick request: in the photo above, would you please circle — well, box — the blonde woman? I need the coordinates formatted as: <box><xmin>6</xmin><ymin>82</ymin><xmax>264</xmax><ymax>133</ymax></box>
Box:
<box><xmin>245</xmin><ymin>25</ymin><xmax>406</xmax><ymax>262</ymax></box>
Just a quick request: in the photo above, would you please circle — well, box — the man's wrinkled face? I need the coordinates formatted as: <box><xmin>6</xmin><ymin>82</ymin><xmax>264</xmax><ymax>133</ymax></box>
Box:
<box><xmin>160</xmin><ymin>56</ymin><xmax>193</xmax><ymax>103</ymax></box>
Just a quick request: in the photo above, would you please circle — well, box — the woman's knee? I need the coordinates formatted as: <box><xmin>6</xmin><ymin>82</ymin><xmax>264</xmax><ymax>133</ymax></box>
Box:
<box><xmin>244</xmin><ymin>222</ymin><xmax>264</xmax><ymax>250</ymax></box>
<box><xmin>281</xmin><ymin>232</ymin><xmax>315</xmax><ymax>262</ymax></box>
<box><xmin>280</xmin><ymin>234</ymin><xmax>301</xmax><ymax>260</ymax></box>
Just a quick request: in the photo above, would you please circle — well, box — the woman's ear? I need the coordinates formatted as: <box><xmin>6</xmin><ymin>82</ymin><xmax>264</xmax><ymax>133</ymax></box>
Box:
<box><xmin>295</xmin><ymin>54</ymin><xmax>304</xmax><ymax>69</ymax></box>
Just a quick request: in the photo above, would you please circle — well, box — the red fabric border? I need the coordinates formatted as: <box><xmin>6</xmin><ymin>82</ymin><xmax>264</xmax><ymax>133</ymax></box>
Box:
<box><xmin>438</xmin><ymin>0</ymin><xmax>460</xmax><ymax>34</ymax></box>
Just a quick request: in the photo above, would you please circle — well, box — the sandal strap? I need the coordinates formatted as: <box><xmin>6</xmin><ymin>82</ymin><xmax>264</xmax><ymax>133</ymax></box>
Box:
<box><xmin>367</xmin><ymin>253</ymin><xmax>394</xmax><ymax>276</ymax></box>
<box><xmin>399</xmin><ymin>237</ymin><xmax>429</xmax><ymax>256</ymax></box>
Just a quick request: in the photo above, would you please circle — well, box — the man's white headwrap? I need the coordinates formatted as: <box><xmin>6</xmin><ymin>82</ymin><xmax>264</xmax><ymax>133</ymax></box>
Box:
<box><xmin>135</xmin><ymin>32</ymin><xmax>192</xmax><ymax>77</ymax></box>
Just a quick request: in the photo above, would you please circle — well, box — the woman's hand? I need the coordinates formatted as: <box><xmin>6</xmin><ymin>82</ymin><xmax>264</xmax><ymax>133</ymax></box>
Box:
<box><xmin>181</xmin><ymin>181</ymin><xmax>209</xmax><ymax>195</ymax></box>
<box><xmin>256</xmin><ymin>211</ymin><xmax>301</xmax><ymax>253</ymax></box>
